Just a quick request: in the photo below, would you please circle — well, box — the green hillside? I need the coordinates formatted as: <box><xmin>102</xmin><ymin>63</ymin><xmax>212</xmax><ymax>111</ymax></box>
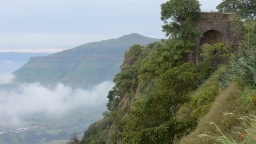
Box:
<box><xmin>13</xmin><ymin>33</ymin><xmax>159</xmax><ymax>88</ymax></box>
<box><xmin>79</xmin><ymin>24</ymin><xmax>256</xmax><ymax>144</ymax></box>
<box><xmin>77</xmin><ymin>0</ymin><xmax>256</xmax><ymax>143</ymax></box>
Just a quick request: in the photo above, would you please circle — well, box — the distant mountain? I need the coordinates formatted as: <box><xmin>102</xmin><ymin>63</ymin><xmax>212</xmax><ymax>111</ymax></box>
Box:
<box><xmin>0</xmin><ymin>52</ymin><xmax>50</xmax><ymax>75</ymax></box>
<box><xmin>13</xmin><ymin>33</ymin><xmax>160</xmax><ymax>88</ymax></box>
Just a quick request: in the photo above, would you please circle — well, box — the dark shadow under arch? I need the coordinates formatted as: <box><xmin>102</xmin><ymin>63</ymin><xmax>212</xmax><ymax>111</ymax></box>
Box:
<box><xmin>199</xmin><ymin>30</ymin><xmax>225</xmax><ymax>65</ymax></box>
<box><xmin>200</xmin><ymin>30</ymin><xmax>224</xmax><ymax>46</ymax></box>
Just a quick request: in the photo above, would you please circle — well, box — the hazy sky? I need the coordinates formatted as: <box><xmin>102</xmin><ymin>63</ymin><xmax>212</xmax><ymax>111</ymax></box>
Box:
<box><xmin>0</xmin><ymin>0</ymin><xmax>222</xmax><ymax>52</ymax></box>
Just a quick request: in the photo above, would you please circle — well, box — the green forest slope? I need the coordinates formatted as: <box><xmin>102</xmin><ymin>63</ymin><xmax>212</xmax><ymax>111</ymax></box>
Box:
<box><xmin>13</xmin><ymin>33</ymin><xmax>159</xmax><ymax>88</ymax></box>
<box><xmin>77</xmin><ymin>0</ymin><xmax>256</xmax><ymax>143</ymax></box>
<box><xmin>79</xmin><ymin>21</ymin><xmax>256</xmax><ymax>143</ymax></box>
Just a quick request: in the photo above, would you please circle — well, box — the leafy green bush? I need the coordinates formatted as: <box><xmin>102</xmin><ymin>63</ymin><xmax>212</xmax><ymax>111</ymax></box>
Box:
<box><xmin>190</xmin><ymin>85</ymin><xmax>218</xmax><ymax>118</ymax></box>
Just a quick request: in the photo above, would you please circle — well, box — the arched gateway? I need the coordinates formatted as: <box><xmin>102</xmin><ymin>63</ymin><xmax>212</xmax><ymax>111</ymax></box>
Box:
<box><xmin>187</xmin><ymin>12</ymin><xmax>240</xmax><ymax>64</ymax></box>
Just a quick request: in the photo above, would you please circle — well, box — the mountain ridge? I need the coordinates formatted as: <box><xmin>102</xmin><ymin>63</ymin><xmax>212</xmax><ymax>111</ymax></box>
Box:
<box><xmin>13</xmin><ymin>33</ymin><xmax>160</xmax><ymax>88</ymax></box>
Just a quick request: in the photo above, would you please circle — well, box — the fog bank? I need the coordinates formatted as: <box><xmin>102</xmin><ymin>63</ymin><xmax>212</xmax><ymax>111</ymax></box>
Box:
<box><xmin>0</xmin><ymin>74</ymin><xmax>15</xmax><ymax>84</ymax></box>
<box><xmin>0</xmin><ymin>79</ymin><xmax>113</xmax><ymax>125</ymax></box>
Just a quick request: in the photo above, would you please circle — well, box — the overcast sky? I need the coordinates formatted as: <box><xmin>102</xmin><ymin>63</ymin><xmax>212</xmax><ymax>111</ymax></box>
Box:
<box><xmin>0</xmin><ymin>0</ymin><xmax>222</xmax><ymax>53</ymax></box>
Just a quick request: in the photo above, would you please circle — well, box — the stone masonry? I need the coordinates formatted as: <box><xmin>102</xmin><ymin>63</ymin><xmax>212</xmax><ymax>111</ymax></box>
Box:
<box><xmin>188</xmin><ymin>12</ymin><xmax>241</xmax><ymax>64</ymax></box>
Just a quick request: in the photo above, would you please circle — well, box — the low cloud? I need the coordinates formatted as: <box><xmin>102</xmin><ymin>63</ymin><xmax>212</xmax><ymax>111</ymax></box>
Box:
<box><xmin>0</xmin><ymin>74</ymin><xmax>15</xmax><ymax>84</ymax></box>
<box><xmin>0</xmin><ymin>80</ymin><xmax>113</xmax><ymax>125</ymax></box>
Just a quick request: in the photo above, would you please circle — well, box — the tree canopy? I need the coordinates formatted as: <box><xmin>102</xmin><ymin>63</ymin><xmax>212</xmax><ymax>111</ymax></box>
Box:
<box><xmin>121</xmin><ymin>39</ymin><xmax>199</xmax><ymax>143</ymax></box>
<box><xmin>216</xmin><ymin>0</ymin><xmax>256</xmax><ymax>19</ymax></box>
<box><xmin>161</xmin><ymin>0</ymin><xmax>201</xmax><ymax>39</ymax></box>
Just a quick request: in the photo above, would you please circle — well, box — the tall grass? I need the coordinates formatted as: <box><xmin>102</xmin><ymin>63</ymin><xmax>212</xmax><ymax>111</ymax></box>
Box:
<box><xmin>198</xmin><ymin>114</ymin><xmax>256</xmax><ymax>144</ymax></box>
<box><xmin>179</xmin><ymin>83</ymin><xmax>243</xmax><ymax>144</ymax></box>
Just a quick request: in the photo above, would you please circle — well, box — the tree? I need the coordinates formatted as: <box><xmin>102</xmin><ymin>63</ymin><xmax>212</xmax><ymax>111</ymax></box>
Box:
<box><xmin>122</xmin><ymin>39</ymin><xmax>199</xmax><ymax>144</ymax></box>
<box><xmin>66</xmin><ymin>131</ymin><xmax>80</xmax><ymax>144</ymax></box>
<box><xmin>161</xmin><ymin>0</ymin><xmax>201</xmax><ymax>39</ymax></box>
<box><xmin>118</xmin><ymin>11</ymin><xmax>207</xmax><ymax>140</ymax></box>
<box><xmin>217</xmin><ymin>0</ymin><xmax>256</xmax><ymax>19</ymax></box>
<box><xmin>139</xmin><ymin>39</ymin><xmax>194</xmax><ymax>86</ymax></box>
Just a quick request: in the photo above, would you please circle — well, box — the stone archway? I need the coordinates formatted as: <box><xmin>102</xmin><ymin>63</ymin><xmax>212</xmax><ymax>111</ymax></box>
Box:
<box><xmin>187</xmin><ymin>12</ymin><xmax>241</xmax><ymax>65</ymax></box>
<box><xmin>199</xmin><ymin>30</ymin><xmax>225</xmax><ymax>64</ymax></box>
<box><xmin>200</xmin><ymin>30</ymin><xmax>224</xmax><ymax>46</ymax></box>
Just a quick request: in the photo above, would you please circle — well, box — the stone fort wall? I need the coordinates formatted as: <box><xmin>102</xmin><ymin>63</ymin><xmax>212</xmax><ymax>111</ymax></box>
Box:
<box><xmin>188</xmin><ymin>12</ymin><xmax>240</xmax><ymax>64</ymax></box>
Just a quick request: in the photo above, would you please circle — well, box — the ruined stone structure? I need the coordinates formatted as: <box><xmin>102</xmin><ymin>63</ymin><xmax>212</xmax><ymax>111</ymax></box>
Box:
<box><xmin>188</xmin><ymin>12</ymin><xmax>241</xmax><ymax>64</ymax></box>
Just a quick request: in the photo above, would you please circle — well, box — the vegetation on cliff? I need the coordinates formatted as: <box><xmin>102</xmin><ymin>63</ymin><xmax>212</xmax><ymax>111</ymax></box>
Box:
<box><xmin>79</xmin><ymin>1</ymin><xmax>256</xmax><ymax>144</ymax></box>
<box><xmin>80</xmin><ymin>0</ymin><xmax>203</xmax><ymax>143</ymax></box>
<box><xmin>80</xmin><ymin>22</ymin><xmax>256</xmax><ymax>144</ymax></box>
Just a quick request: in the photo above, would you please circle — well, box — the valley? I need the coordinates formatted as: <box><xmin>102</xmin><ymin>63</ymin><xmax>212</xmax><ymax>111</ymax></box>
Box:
<box><xmin>0</xmin><ymin>34</ymin><xmax>159</xmax><ymax>144</ymax></box>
